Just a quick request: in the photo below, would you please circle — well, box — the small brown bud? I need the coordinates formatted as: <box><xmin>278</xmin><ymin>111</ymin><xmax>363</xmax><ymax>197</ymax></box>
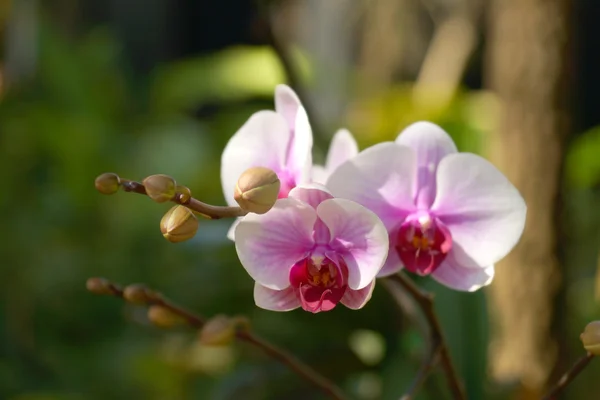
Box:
<box><xmin>123</xmin><ymin>284</ymin><xmax>154</xmax><ymax>304</ymax></box>
<box><xmin>199</xmin><ymin>315</ymin><xmax>250</xmax><ymax>346</ymax></box>
<box><xmin>143</xmin><ymin>174</ymin><xmax>177</xmax><ymax>203</ymax></box>
<box><xmin>581</xmin><ymin>321</ymin><xmax>600</xmax><ymax>356</ymax></box>
<box><xmin>160</xmin><ymin>205</ymin><xmax>199</xmax><ymax>243</ymax></box>
<box><xmin>199</xmin><ymin>315</ymin><xmax>236</xmax><ymax>346</ymax></box>
<box><xmin>234</xmin><ymin>167</ymin><xmax>280</xmax><ymax>214</ymax></box>
<box><xmin>86</xmin><ymin>277</ymin><xmax>114</xmax><ymax>295</ymax></box>
<box><xmin>175</xmin><ymin>185</ymin><xmax>192</xmax><ymax>204</ymax></box>
<box><xmin>148</xmin><ymin>305</ymin><xmax>185</xmax><ymax>328</ymax></box>
<box><xmin>95</xmin><ymin>173</ymin><xmax>121</xmax><ymax>195</ymax></box>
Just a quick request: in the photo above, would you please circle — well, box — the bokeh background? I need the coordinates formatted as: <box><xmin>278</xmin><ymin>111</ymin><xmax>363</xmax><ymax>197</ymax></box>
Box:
<box><xmin>1</xmin><ymin>0</ymin><xmax>599</xmax><ymax>399</ymax></box>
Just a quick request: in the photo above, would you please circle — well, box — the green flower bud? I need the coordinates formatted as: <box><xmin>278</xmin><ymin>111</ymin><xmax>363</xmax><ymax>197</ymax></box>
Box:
<box><xmin>234</xmin><ymin>167</ymin><xmax>280</xmax><ymax>214</ymax></box>
<box><xmin>160</xmin><ymin>205</ymin><xmax>198</xmax><ymax>243</ymax></box>
<box><xmin>143</xmin><ymin>174</ymin><xmax>176</xmax><ymax>203</ymax></box>
<box><xmin>581</xmin><ymin>321</ymin><xmax>600</xmax><ymax>356</ymax></box>
<box><xmin>95</xmin><ymin>173</ymin><xmax>121</xmax><ymax>194</ymax></box>
<box><xmin>148</xmin><ymin>305</ymin><xmax>185</xmax><ymax>328</ymax></box>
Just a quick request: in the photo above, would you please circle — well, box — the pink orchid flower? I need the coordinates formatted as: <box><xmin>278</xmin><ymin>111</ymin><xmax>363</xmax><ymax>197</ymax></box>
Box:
<box><xmin>221</xmin><ymin>84</ymin><xmax>313</xmax><ymax>239</ymax></box>
<box><xmin>312</xmin><ymin>129</ymin><xmax>359</xmax><ymax>184</ymax></box>
<box><xmin>234</xmin><ymin>185</ymin><xmax>389</xmax><ymax>313</ymax></box>
<box><xmin>327</xmin><ymin>122</ymin><xmax>527</xmax><ymax>292</ymax></box>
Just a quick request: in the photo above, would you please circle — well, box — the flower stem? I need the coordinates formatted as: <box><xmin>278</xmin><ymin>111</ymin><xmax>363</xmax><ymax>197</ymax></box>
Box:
<box><xmin>237</xmin><ymin>331</ymin><xmax>348</xmax><ymax>400</ymax></box>
<box><xmin>399</xmin><ymin>340</ymin><xmax>441</xmax><ymax>400</ymax></box>
<box><xmin>541</xmin><ymin>352</ymin><xmax>594</xmax><ymax>400</ymax></box>
<box><xmin>386</xmin><ymin>272</ymin><xmax>466</xmax><ymax>400</ymax></box>
<box><xmin>120</xmin><ymin>179</ymin><xmax>247</xmax><ymax>219</ymax></box>
<box><xmin>90</xmin><ymin>278</ymin><xmax>348</xmax><ymax>400</ymax></box>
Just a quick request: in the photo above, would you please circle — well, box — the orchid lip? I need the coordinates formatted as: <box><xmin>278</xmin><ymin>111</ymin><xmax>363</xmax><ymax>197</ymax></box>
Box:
<box><xmin>395</xmin><ymin>212</ymin><xmax>453</xmax><ymax>276</ymax></box>
<box><xmin>289</xmin><ymin>256</ymin><xmax>348</xmax><ymax>313</ymax></box>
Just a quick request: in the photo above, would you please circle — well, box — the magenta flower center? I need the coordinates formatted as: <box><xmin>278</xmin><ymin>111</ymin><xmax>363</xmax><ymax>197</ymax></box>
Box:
<box><xmin>289</xmin><ymin>256</ymin><xmax>347</xmax><ymax>313</ymax></box>
<box><xmin>395</xmin><ymin>213</ymin><xmax>452</xmax><ymax>276</ymax></box>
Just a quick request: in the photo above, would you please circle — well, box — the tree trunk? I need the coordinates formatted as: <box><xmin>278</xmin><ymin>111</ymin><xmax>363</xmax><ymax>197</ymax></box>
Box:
<box><xmin>484</xmin><ymin>0</ymin><xmax>572</xmax><ymax>395</ymax></box>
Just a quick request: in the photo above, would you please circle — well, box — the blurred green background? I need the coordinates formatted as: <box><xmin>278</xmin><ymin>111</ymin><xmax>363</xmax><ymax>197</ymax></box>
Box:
<box><xmin>0</xmin><ymin>0</ymin><xmax>599</xmax><ymax>399</ymax></box>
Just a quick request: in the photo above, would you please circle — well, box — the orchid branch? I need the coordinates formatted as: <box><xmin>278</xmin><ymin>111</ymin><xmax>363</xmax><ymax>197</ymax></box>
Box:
<box><xmin>386</xmin><ymin>272</ymin><xmax>466</xmax><ymax>400</ymax></box>
<box><xmin>541</xmin><ymin>352</ymin><xmax>594</xmax><ymax>400</ymax></box>
<box><xmin>95</xmin><ymin>172</ymin><xmax>248</xmax><ymax>220</ymax></box>
<box><xmin>400</xmin><ymin>341</ymin><xmax>441</xmax><ymax>400</ymax></box>
<box><xmin>86</xmin><ymin>278</ymin><xmax>348</xmax><ymax>400</ymax></box>
<box><xmin>120</xmin><ymin>178</ymin><xmax>247</xmax><ymax>219</ymax></box>
<box><xmin>381</xmin><ymin>278</ymin><xmax>442</xmax><ymax>399</ymax></box>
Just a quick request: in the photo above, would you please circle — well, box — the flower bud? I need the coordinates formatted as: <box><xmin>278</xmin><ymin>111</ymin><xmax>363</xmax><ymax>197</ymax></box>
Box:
<box><xmin>234</xmin><ymin>167</ymin><xmax>280</xmax><ymax>214</ymax></box>
<box><xmin>148</xmin><ymin>305</ymin><xmax>185</xmax><ymax>328</ymax></box>
<box><xmin>123</xmin><ymin>284</ymin><xmax>154</xmax><ymax>304</ymax></box>
<box><xmin>581</xmin><ymin>321</ymin><xmax>600</xmax><ymax>356</ymax></box>
<box><xmin>199</xmin><ymin>315</ymin><xmax>249</xmax><ymax>346</ymax></box>
<box><xmin>175</xmin><ymin>185</ymin><xmax>192</xmax><ymax>204</ymax></box>
<box><xmin>95</xmin><ymin>173</ymin><xmax>121</xmax><ymax>194</ymax></box>
<box><xmin>86</xmin><ymin>277</ymin><xmax>114</xmax><ymax>295</ymax></box>
<box><xmin>160</xmin><ymin>205</ymin><xmax>198</xmax><ymax>243</ymax></box>
<box><xmin>143</xmin><ymin>174</ymin><xmax>176</xmax><ymax>203</ymax></box>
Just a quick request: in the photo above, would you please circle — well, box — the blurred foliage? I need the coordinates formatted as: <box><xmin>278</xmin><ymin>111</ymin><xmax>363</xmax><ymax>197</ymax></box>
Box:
<box><xmin>0</xmin><ymin>10</ymin><xmax>599</xmax><ymax>400</ymax></box>
<box><xmin>566</xmin><ymin>126</ymin><xmax>600</xmax><ymax>188</ymax></box>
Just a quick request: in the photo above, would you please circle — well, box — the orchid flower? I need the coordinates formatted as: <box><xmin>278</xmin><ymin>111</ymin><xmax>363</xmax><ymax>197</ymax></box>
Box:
<box><xmin>221</xmin><ymin>84</ymin><xmax>313</xmax><ymax>240</ymax></box>
<box><xmin>312</xmin><ymin>129</ymin><xmax>358</xmax><ymax>184</ymax></box>
<box><xmin>234</xmin><ymin>185</ymin><xmax>389</xmax><ymax>313</ymax></box>
<box><xmin>327</xmin><ymin>121</ymin><xmax>526</xmax><ymax>292</ymax></box>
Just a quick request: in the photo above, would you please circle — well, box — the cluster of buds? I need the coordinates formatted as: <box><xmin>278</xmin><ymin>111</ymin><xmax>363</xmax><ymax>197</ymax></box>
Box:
<box><xmin>94</xmin><ymin>167</ymin><xmax>281</xmax><ymax>244</ymax></box>
<box><xmin>86</xmin><ymin>277</ymin><xmax>249</xmax><ymax>346</ymax></box>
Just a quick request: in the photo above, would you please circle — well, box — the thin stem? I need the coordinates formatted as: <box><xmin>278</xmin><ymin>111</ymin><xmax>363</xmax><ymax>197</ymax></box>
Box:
<box><xmin>400</xmin><ymin>341</ymin><xmax>442</xmax><ymax>400</ymax></box>
<box><xmin>541</xmin><ymin>352</ymin><xmax>594</xmax><ymax>400</ymax></box>
<box><xmin>92</xmin><ymin>279</ymin><xmax>348</xmax><ymax>400</ymax></box>
<box><xmin>387</xmin><ymin>273</ymin><xmax>466</xmax><ymax>400</ymax></box>
<box><xmin>120</xmin><ymin>179</ymin><xmax>247</xmax><ymax>219</ymax></box>
<box><xmin>237</xmin><ymin>331</ymin><xmax>348</xmax><ymax>400</ymax></box>
<box><xmin>382</xmin><ymin>278</ymin><xmax>441</xmax><ymax>400</ymax></box>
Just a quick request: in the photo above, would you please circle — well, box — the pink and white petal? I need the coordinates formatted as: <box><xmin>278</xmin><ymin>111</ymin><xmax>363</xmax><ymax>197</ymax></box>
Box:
<box><xmin>226</xmin><ymin>217</ymin><xmax>242</xmax><ymax>241</ymax></box>
<box><xmin>288</xmin><ymin>184</ymin><xmax>333</xmax><ymax>209</ymax></box>
<box><xmin>377</xmin><ymin>236</ymin><xmax>404</xmax><ymax>277</ymax></box>
<box><xmin>326</xmin><ymin>142</ymin><xmax>417</xmax><ymax>230</ymax></box>
<box><xmin>275</xmin><ymin>84</ymin><xmax>301</xmax><ymax>131</ymax></box>
<box><xmin>287</xmin><ymin>105</ymin><xmax>314</xmax><ymax>184</ymax></box>
<box><xmin>325</xmin><ymin>129</ymin><xmax>359</xmax><ymax>173</ymax></box>
<box><xmin>289</xmin><ymin>185</ymin><xmax>334</xmax><ymax>244</ymax></box>
<box><xmin>395</xmin><ymin>121</ymin><xmax>457</xmax><ymax>163</ymax></box>
<box><xmin>235</xmin><ymin>198</ymin><xmax>316</xmax><ymax>290</ymax></box>
<box><xmin>317</xmin><ymin>198</ymin><xmax>389</xmax><ymax>290</ymax></box>
<box><xmin>311</xmin><ymin>164</ymin><xmax>328</xmax><ymax>184</ymax></box>
<box><xmin>396</xmin><ymin>121</ymin><xmax>458</xmax><ymax>209</ymax></box>
<box><xmin>431</xmin><ymin>153</ymin><xmax>527</xmax><ymax>268</ymax></box>
<box><xmin>432</xmin><ymin>261</ymin><xmax>495</xmax><ymax>292</ymax></box>
<box><xmin>254</xmin><ymin>283</ymin><xmax>300</xmax><ymax>311</ymax></box>
<box><xmin>221</xmin><ymin>111</ymin><xmax>290</xmax><ymax>205</ymax></box>
<box><xmin>340</xmin><ymin>280</ymin><xmax>376</xmax><ymax>310</ymax></box>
